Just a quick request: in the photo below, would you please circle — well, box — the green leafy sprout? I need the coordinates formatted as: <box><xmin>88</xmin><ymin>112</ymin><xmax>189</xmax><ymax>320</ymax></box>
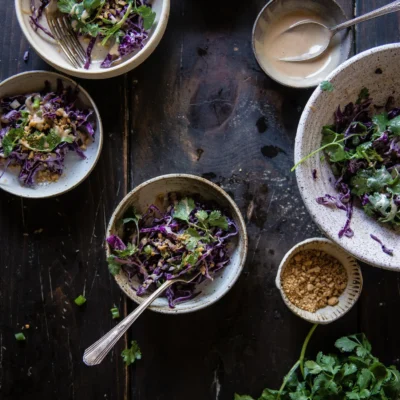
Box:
<box><xmin>122</xmin><ymin>340</ymin><xmax>142</xmax><ymax>366</ymax></box>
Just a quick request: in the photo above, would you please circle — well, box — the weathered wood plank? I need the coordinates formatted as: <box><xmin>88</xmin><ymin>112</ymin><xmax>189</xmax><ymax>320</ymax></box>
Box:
<box><xmin>0</xmin><ymin>4</ymin><xmax>129</xmax><ymax>399</ymax></box>
<box><xmin>127</xmin><ymin>1</ymin><xmax>358</xmax><ymax>399</ymax></box>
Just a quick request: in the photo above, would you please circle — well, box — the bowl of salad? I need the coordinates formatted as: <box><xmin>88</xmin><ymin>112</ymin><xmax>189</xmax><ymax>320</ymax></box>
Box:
<box><xmin>295</xmin><ymin>43</ymin><xmax>400</xmax><ymax>270</ymax></box>
<box><xmin>15</xmin><ymin>0</ymin><xmax>170</xmax><ymax>79</ymax></box>
<box><xmin>106</xmin><ymin>174</ymin><xmax>248</xmax><ymax>314</ymax></box>
<box><xmin>0</xmin><ymin>71</ymin><xmax>102</xmax><ymax>198</ymax></box>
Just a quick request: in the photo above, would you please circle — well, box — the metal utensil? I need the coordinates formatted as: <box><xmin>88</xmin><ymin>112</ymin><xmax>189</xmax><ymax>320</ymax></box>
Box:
<box><xmin>279</xmin><ymin>0</ymin><xmax>400</xmax><ymax>62</ymax></box>
<box><xmin>45</xmin><ymin>0</ymin><xmax>86</xmax><ymax>69</ymax></box>
<box><xmin>83</xmin><ymin>271</ymin><xmax>202</xmax><ymax>366</ymax></box>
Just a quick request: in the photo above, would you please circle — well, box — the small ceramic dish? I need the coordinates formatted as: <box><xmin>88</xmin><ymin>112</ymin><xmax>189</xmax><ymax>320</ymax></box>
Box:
<box><xmin>15</xmin><ymin>0</ymin><xmax>170</xmax><ymax>79</ymax></box>
<box><xmin>0</xmin><ymin>71</ymin><xmax>103</xmax><ymax>198</ymax></box>
<box><xmin>106</xmin><ymin>174</ymin><xmax>248</xmax><ymax>314</ymax></box>
<box><xmin>252</xmin><ymin>0</ymin><xmax>352</xmax><ymax>88</ymax></box>
<box><xmin>295</xmin><ymin>43</ymin><xmax>400</xmax><ymax>270</ymax></box>
<box><xmin>276</xmin><ymin>238</ymin><xmax>362</xmax><ymax>324</ymax></box>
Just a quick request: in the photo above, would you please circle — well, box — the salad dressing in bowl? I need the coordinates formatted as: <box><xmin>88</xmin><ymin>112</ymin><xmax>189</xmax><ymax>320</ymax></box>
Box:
<box><xmin>252</xmin><ymin>0</ymin><xmax>352</xmax><ymax>88</ymax></box>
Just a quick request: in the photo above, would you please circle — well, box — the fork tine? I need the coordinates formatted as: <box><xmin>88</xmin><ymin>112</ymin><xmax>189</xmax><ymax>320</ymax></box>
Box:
<box><xmin>54</xmin><ymin>18</ymin><xmax>85</xmax><ymax>67</ymax></box>
<box><xmin>47</xmin><ymin>18</ymin><xmax>80</xmax><ymax>69</ymax></box>
<box><xmin>60</xmin><ymin>17</ymin><xmax>87</xmax><ymax>63</ymax></box>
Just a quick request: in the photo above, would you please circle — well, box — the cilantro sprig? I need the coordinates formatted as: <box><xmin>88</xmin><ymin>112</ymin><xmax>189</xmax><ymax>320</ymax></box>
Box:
<box><xmin>234</xmin><ymin>327</ymin><xmax>400</xmax><ymax>400</ymax></box>
<box><xmin>122</xmin><ymin>340</ymin><xmax>142</xmax><ymax>366</ymax></box>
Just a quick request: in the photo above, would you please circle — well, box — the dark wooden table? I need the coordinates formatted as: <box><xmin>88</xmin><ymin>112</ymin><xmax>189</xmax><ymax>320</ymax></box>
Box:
<box><xmin>1</xmin><ymin>1</ymin><xmax>400</xmax><ymax>399</ymax></box>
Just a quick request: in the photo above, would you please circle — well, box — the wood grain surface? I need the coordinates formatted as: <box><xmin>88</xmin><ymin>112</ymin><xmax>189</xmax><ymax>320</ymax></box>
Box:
<box><xmin>0</xmin><ymin>1</ymin><xmax>399</xmax><ymax>400</ymax></box>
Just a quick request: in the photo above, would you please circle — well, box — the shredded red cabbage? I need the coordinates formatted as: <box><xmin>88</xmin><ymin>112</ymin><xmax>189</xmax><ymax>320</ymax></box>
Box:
<box><xmin>370</xmin><ymin>234</ymin><xmax>394</xmax><ymax>256</ymax></box>
<box><xmin>107</xmin><ymin>197</ymin><xmax>238</xmax><ymax>308</ymax></box>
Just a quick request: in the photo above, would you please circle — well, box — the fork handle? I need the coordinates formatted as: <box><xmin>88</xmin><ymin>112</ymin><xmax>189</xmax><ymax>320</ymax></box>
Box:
<box><xmin>331</xmin><ymin>0</ymin><xmax>400</xmax><ymax>35</ymax></box>
<box><xmin>83</xmin><ymin>279</ymin><xmax>174</xmax><ymax>366</ymax></box>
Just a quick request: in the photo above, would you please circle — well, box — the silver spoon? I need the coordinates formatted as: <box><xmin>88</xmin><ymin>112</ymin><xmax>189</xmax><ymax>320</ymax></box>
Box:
<box><xmin>83</xmin><ymin>271</ymin><xmax>201</xmax><ymax>366</ymax></box>
<box><xmin>279</xmin><ymin>0</ymin><xmax>400</xmax><ymax>62</ymax></box>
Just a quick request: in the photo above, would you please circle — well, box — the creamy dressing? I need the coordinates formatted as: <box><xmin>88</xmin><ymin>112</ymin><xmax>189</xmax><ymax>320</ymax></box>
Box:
<box><xmin>255</xmin><ymin>11</ymin><xmax>342</xmax><ymax>87</ymax></box>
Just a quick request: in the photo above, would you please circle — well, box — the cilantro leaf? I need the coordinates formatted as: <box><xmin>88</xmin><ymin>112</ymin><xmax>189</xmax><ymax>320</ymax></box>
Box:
<box><xmin>83</xmin><ymin>0</ymin><xmax>105</xmax><ymax>11</ymax></box>
<box><xmin>356</xmin><ymin>87</ymin><xmax>370</xmax><ymax>104</ymax></box>
<box><xmin>195</xmin><ymin>210</ymin><xmax>208</xmax><ymax>223</ymax></box>
<box><xmin>350</xmin><ymin>170</ymin><xmax>372</xmax><ymax>196</ymax></box>
<box><xmin>336</xmin><ymin>336</ymin><xmax>360</xmax><ymax>352</ymax></box>
<box><xmin>22</xmin><ymin>128</ymin><xmax>74</xmax><ymax>153</ymax></box>
<box><xmin>353</xmin><ymin>141</ymin><xmax>383</xmax><ymax>163</ymax></box>
<box><xmin>135</xmin><ymin>5</ymin><xmax>156</xmax><ymax>30</ymax></box>
<box><xmin>121</xmin><ymin>340</ymin><xmax>142</xmax><ymax>366</ymax></box>
<box><xmin>58</xmin><ymin>0</ymin><xmax>77</xmax><ymax>14</ymax></box>
<box><xmin>183</xmin><ymin>227</ymin><xmax>202</xmax><ymax>251</ymax></box>
<box><xmin>320</xmin><ymin>81</ymin><xmax>334</xmax><ymax>92</ymax></box>
<box><xmin>173</xmin><ymin>197</ymin><xmax>195</xmax><ymax>222</ymax></box>
<box><xmin>367</xmin><ymin>167</ymin><xmax>393</xmax><ymax>192</ymax></box>
<box><xmin>305</xmin><ymin>360</ymin><xmax>322</xmax><ymax>375</ymax></box>
<box><xmin>367</xmin><ymin>193</ymin><xmax>390</xmax><ymax>216</ymax></box>
<box><xmin>207</xmin><ymin>210</ymin><xmax>229</xmax><ymax>230</ymax></box>
<box><xmin>115</xmin><ymin>242</ymin><xmax>137</xmax><ymax>258</ymax></box>
<box><xmin>321</xmin><ymin>127</ymin><xmax>349</xmax><ymax>162</ymax></box>
<box><xmin>182</xmin><ymin>252</ymin><xmax>199</xmax><ymax>267</ymax></box>
<box><xmin>259</xmin><ymin>389</ymin><xmax>280</xmax><ymax>399</ymax></box>
<box><xmin>234</xmin><ymin>395</ymin><xmax>255</xmax><ymax>400</ymax></box>
<box><xmin>388</xmin><ymin>115</ymin><xmax>400</xmax><ymax>135</ymax></box>
<box><xmin>107</xmin><ymin>256</ymin><xmax>121</xmax><ymax>276</ymax></box>
<box><xmin>1</xmin><ymin>128</ymin><xmax>24</xmax><ymax>157</ymax></box>
<box><xmin>372</xmin><ymin>113</ymin><xmax>389</xmax><ymax>135</ymax></box>
<box><xmin>357</xmin><ymin>369</ymin><xmax>373</xmax><ymax>390</ymax></box>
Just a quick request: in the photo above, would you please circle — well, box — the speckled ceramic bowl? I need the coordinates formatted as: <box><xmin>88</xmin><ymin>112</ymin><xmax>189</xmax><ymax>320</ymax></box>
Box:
<box><xmin>0</xmin><ymin>71</ymin><xmax>103</xmax><ymax>198</ymax></box>
<box><xmin>106</xmin><ymin>174</ymin><xmax>248</xmax><ymax>314</ymax></box>
<box><xmin>276</xmin><ymin>238</ymin><xmax>363</xmax><ymax>324</ymax></box>
<box><xmin>252</xmin><ymin>0</ymin><xmax>352</xmax><ymax>88</ymax></box>
<box><xmin>15</xmin><ymin>0</ymin><xmax>170</xmax><ymax>79</ymax></box>
<box><xmin>295</xmin><ymin>44</ymin><xmax>400</xmax><ymax>270</ymax></box>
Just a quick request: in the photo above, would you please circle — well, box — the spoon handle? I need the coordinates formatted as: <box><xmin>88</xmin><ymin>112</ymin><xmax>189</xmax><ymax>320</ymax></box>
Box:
<box><xmin>332</xmin><ymin>0</ymin><xmax>400</xmax><ymax>35</ymax></box>
<box><xmin>83</xmin><ymin>279</ymin><xmax>174</xmax><ymax>366</ymax></box>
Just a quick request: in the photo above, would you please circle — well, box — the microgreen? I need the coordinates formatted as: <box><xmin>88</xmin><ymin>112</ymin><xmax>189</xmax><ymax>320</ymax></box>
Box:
<box><xmin>121</xmin><ymin>340</ymin><xmax>142</xmax><ymax>366</ymax></box>
<box><xmin>15</xmin><ymin>332</ymin><xmax>26</xmax><ymax>341</ymax></box>
<box><xmin>74</xmin><ymin>295</ymin><xmax>86</xmax><ymax>306</ymax></box>
<box><xmin>107</xmin><ymin>256</ymin><xmax>121</xmax><ymax>276</ymax></box>
<box><xmin>110</xmin><ymin>305</ymin><xmax>120</xmax><ymax>319</ymax></box>
<box><xmin>320</xmin><ymin>81</ymin><xmax>334</xmax><ymax>92</ymax></box>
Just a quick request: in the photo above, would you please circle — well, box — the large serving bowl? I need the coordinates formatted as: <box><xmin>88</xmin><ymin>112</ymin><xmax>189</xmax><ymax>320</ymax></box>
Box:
<box><xmin>15</xmin><ymin>0</ymin><xmax>170</xmax><ymax>79</ymax></box>
<box><xmin>295</xmin><ymin>44</ymin><xmax>400</xmax><ymax>270</ymax></box>
<box><xmin>106</xmin><ymin>174</ymin><xmax>248</xmax><ymax>314</ymax></box>
<box><xmin>0</xmin><ymin>71</ymin><xmax>103</xmax><ymax>198</ymax></box>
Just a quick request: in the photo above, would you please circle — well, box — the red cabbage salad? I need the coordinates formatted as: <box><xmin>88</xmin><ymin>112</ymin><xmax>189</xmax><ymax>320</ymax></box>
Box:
<box><xmin>294</xmin><ymin>88</ymin><xmax>400</xmax><ymax>248</ymax></box>
<box><xmin>0</xmin><ymin>79</ymin><xmax>95</xmax><ymax>186</ymax></box>
<box><xmin>107</xmin><ymin>196</ymin><xmax>238</xmax><ymax>308</ymax></box>
<box><xmin>30</xmin><ymin>0</ymin><xmax>156</xmax><ymax>69</ymax></box>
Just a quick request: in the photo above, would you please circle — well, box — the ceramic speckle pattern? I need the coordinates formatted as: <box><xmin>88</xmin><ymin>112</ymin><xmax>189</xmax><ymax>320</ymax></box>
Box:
<box><xmin>276</xmin><ymin>238</ymin><xmax>363</xmax><ymax>324</ymax></box>
<box><xmin>107</xmin><ymin>174</ymin><xmax>248</xmax><ymax>314</ymax></box>
<box><xmin>15</xmin><ymin>0</ymin><xmax>170</xmax><ymax>79</ymax></box>
<box><xmin>0</xmin><ymin>71</ymin><xmax>103</xmax><ymax>198</ymax></box>
<box><xmin>295</xmin><ymin>44</ymin><xmax>400</xmax><ymax>270</ymax></box>
<box><xmin>252</xmin><ymin>0</ymin><xmax>352</xmax><ymax>88</ymax></box>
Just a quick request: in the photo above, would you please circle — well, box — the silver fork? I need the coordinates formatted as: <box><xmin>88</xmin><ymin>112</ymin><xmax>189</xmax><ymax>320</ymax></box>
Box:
<box><xmin>83</xmin><ymin>271</ymin><xmax>202</xmax><ymax>366</ymax></box>
<box><xmin>45</xmin><ymin>0</ymin><xmax>87</xmax><ymax>69</ymax></box>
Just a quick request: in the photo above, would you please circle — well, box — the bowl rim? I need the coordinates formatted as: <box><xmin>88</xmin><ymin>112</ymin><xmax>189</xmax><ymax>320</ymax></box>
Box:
<box><xmin>106</xmin><ymin>173</ymin><xmax>249</xmax><ymax>314</ymax></box>
<box><xmin>15</xmin><ymin>0</ymin><xmax>170</xmax><ymax>79</ymax></box>
<box><xmin>295</xmin><ymin>43</ymin><xmax>400</xmax><ymax>270</ymax></box>
<box><xmin>251</xmin><ymin>0</ymin><xmax>353</xmax><ymax>89</ymax></box>
<box><xmin>0</xmin><ymin>70</ymin><xmax>103</xmax><ymax>198</ymax></box>
<box><xmin>276</xmin><ymin>237</ymin><xmax>363</xmax><ymax>324</ymax></box>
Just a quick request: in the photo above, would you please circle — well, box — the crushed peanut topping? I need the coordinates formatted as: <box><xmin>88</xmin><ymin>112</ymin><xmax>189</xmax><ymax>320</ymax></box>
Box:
<box><xmin>281</xmin><ymin>250</ymin><xmax>348</xmax><ymax>313</ymax></box>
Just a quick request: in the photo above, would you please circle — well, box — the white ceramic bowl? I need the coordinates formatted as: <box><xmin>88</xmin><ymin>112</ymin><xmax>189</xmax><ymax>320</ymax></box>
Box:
<box><xmin>276</xmin><ymin>238</ymin><xmax>363</xmax><ymax>324</ymax></box>
<box><xmin>0</xmin><ymin>71</ymin><xmax>103</xmax><ymax>198</ymax></box>
<box><xmin>252</xmin><ymin>0</ymin><xmax>352</xmax><ymax>88</ymax></box>
<box><xmin>15</xmin><ymin>0</ymin><xmax>170</xmax><ymax>79</ymax></box>
<box><xmin>296</xmin><ymin>44</ymin><xmax>400</xmax><ymax>270</ymax></box>
<box><xmin>106</xmin><ymin>174</ymin><xmax>248</xmax><ymax>314</ymax></box>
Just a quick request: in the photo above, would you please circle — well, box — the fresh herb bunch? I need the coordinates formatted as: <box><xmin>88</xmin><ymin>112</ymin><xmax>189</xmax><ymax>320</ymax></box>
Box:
<box><xmin>235</xmin><ymin>325</ymin><xmax>400</xmax><ymax>400</ymax></box>
<box><xmin>121</xmin><ymin>340</ymin><xmax>141</xmax><ymax>366</ymax></box>
<box><xmin>293</xmin><ymin>88</ymin><xmax>400</xmax><ymax>240</ymax></box>
<box><xmin>31</xmin><ymin>0</ymin><xmax>155</xmax><ymax>69</ymax></box>
<box><xmin>107</xmin><ymin>196</ymin><xmax>238</xmax><ymax>308</ymax></box>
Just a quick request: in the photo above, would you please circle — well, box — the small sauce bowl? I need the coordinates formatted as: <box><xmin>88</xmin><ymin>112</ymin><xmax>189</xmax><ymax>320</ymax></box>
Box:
<box><xmin>276</xmin><ymin>238</ymin><xmax>363</xmax><ymax>324</ymax></box>
<box><xmin>252</xmin><ymin>0</ymin><xmax>352</xmax><ymax>89</ymax></box>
